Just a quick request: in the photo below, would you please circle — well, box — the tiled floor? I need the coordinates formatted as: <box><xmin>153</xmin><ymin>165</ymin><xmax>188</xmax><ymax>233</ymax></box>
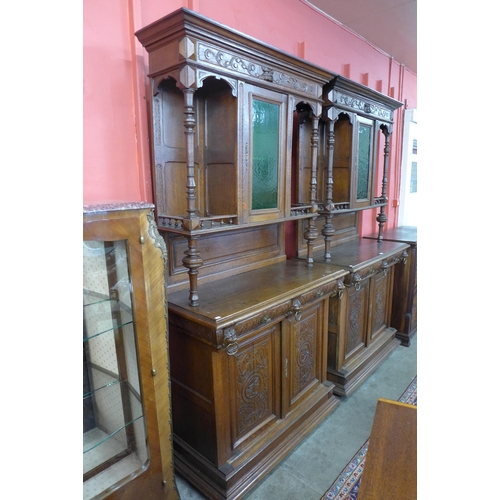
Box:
<box><xmin>175</xmin><ymin>334</ymin><xmax>417</xmax><ymax>500</ymax></box>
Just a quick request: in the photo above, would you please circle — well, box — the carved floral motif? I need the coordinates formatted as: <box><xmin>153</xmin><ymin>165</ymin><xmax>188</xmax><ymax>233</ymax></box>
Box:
<box><xmin>236</xmin><ymin>343</ymin><xmax>271</xmax><ymax>435</ymax></box>
<box><xmin>198</xmin><ymin>42</ymin><xmax>317</xmax><ymax>95</ymax></box>
<box><xmin>336</xmin><ymin>92</ymin><xmax>391</xmax><ymax>119</ymax></box>
<box><xmin>372</xmin><ymin>274</ymin><xmax>388</xmax><ymax>334</ymax></box>
<box><xmin>347</xmin><ymin>287</ymin><xmax>364</xmax><ymax>354</ymax></box>
<box><xmin>293</xmin><ymin>316</ymin><xmax>315</xmax><ymax>397</ymax></box>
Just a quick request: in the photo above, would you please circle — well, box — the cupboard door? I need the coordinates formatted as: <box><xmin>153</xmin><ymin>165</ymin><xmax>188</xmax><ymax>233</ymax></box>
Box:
<box><xmin>244</xmin><ymin>84</ymin><xmax>290</xmax><ymax>223</ymax></box>
<box><xmin>227</xmin><ymin>324</ymin><xmax>282</xmax><ymax>451</ymax></box>
<box><xmin>282</xmin><ymin>300</ymin><xmax>327</xmax><ymax>414</ymax></box>
<box><xmin>368</xmin><ymin>269</ymin><xmax>393</xmax><ymax>340</ymax></box>
<box><xmin>345</xmin><ymin>279</ymin><xmax>371</xmax><ymax>360</ymax></box>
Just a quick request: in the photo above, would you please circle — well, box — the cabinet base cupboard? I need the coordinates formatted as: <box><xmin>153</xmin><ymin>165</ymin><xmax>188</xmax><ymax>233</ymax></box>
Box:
<box><xmin>308</xmin><ymin>239</ymin><xmax>409</xmax><ymax>397</ymax></box>
<box><xmin>364</xmin><ymin>226</ymin><xmax>417</xmax><ymax>346</ymax></box>
<box><xmin>166</xmin><ymin>260</ymin><xmax>347</xmax><ymax>499</ymax></box>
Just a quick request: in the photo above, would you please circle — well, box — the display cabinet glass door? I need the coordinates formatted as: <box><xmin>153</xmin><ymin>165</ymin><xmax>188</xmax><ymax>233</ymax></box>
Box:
<box><xmin>246</xmin><ymin>85</ymin><xmax>288</xmax><ymax>222</ymax></box>
<box><xmin>83</xmin><ymin>239</ymin><xmax>148</xmax><ymax>499</ymax></box>
<box><xmin>353</xmin><ymin>116</ymin><xmax>375</xmax><ymax>208</ymax></box>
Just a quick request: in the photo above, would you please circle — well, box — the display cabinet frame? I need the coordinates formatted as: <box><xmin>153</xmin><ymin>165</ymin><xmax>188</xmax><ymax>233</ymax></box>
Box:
<box><xmin>83</xmin><ymin>203</ymin><xmax>179</xmax><ymax>500</ymax></box>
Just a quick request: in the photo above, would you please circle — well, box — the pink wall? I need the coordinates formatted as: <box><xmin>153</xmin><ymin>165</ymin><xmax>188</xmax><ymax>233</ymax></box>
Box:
<box><xmin>83</xmin><ymin>0</ymin><xmax>417</xmax><ymax>234</ymax></box>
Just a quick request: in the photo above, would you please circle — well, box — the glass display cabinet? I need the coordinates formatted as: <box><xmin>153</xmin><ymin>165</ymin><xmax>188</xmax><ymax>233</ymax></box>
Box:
<box><xmin>83</xmin><ymin>203</ymin><xmax>178</xmax><ymax>500</ymax></box>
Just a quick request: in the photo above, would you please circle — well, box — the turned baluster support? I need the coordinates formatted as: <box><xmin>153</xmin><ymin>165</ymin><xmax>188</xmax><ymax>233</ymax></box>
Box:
<box><xmin>182</xmin><ymin>236</ymin><xmax>203</xmax><ymax>307</ymax></box>
<box><xmin>183</xmin><ymin>88</ymin><xmax>197</xmax><ymax>219</ymax></box>
<box><xmin>303</xmin><ymin>114</ymin><xmax>320</xmax><ymax>267</ymax></box>
<box><xmin>304</xmin><ymin>217</ymin><xmax>319</xmax><ymax>267</ymax></box>
<box><xmin>376</xmin><ymin>125</ymin><xmax>392</xmax><ymax>241</ymax></box>
<box><xmin>322</xmin><ymin>120</ymin><xmax>335</xmax><ymax>261</ymax></box>
<box><xmin>309</xmin><ymin>115</ymin><xmax>319</xmax><ymax>210</ymax></box>
<box><xmin>182</xmin><ymin>86</ymin><xmax>204</xmax><ymax>305</ymax></box>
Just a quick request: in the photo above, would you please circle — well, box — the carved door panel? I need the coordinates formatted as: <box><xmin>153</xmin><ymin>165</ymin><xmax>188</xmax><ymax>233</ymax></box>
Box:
<box><xmin>227</xmin><ymin>324</ymin><xmax>282</xmax><ymax>452</ymax></box>
<box><xmin>282</xmin><ymin>300</ymin><xmax>326</xmax><ymax>415</ymax></box>
<box><xmin>368</xmin><ymin>270</ymin><xmax>392</xmax><ymax>341</ymax></box>
<box><xmin>344</xmin><ymin>279</ymin><xmax>370</xmax><ymax>361</ymax></box>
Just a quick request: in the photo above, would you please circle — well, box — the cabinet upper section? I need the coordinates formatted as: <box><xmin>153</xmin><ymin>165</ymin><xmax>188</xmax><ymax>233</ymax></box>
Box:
<box><xmin>323</xmin><ymin>76</ymin><xmax>402</xmax><ymax>128</ymax></box>
<box><xmin>135</xmin><ymin>8</ymin><xmax>331</xmax><ymax>111</ymax></box>
<box><xmin>135</xmin><ymin>8</ymin><xmax>403</xmax><ymax>237</ymax></box>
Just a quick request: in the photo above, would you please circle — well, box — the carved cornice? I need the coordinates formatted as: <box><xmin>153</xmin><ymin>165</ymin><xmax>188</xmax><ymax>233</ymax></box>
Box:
<box><xmin>335</xmin><ymin>91</ymin><xmax>391</xmax><ymax>120</ymax></box>
<box><xmin>198</xmin><ymin>42</ymin><xmax>320</xmax><ymax>97</ymax></box>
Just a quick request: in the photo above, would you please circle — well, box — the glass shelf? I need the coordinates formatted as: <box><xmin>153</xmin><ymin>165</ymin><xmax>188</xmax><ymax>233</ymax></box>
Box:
<box><xmin>83</xmin><ymin>300</ymin><xmax>134</xmax><ymax>341</ymax></box>
<box><xmin>83</xmin><ymin>237</ymin><xmax>149</xmax><ymax>498</ymax></box>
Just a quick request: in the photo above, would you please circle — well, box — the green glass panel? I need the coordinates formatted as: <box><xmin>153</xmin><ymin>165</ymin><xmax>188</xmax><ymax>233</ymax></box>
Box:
<box><xmin>251</xmin><ymin>99</ymin><xmax>279</xmax><ymax>210</ymax></box>
<box><xmin>357</xmin><ymin>124</ymin><xmax>371</xmax><ymax>200</ymax></box>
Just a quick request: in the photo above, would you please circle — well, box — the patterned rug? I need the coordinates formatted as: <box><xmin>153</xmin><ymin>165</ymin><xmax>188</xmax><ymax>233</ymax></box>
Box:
<box><xmin>320</xmin><ymin>376</ymin><xmax>417</xmax><ymax>500</ymax></box>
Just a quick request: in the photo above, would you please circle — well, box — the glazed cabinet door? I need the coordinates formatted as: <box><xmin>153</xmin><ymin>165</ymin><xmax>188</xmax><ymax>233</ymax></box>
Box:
<box><xmin>243</xmin><ymin>83</ymin><xmax>290</xmax><ymax>224</ymax></box>
<box><xmin>282</xmin><ymin>298</ymin><xmax>328</xmax><ymax>414</ymax></box>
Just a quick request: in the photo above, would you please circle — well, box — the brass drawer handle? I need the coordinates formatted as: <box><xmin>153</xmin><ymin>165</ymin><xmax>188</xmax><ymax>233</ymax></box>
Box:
<box><xmin>226</xmin><ymin>342</ymin><xmax>239</xmax><ymax>356</ymax></box>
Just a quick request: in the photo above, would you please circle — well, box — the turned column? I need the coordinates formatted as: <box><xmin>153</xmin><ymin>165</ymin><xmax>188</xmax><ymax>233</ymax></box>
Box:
<box><xmin>321</xmin><ymin>120</ymin><xmax>335</xmax><ymax>261</ymax></box>
<box><xmin>181</xmin><ymin>86</ymin><xmax>203</xmax><ymax>306</ymax></box>
<box><xmin>303</xmin><ymin>114</ymin><xmax>320</xmax><ymax>267</ymax></box>
<box><xmin>376</xmin><ymin>124</ymin><xmax>392</xmax><ymax>241</ymax></box>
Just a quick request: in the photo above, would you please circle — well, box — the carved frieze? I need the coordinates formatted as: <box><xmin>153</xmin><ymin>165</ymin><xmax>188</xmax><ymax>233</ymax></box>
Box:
<box><xmin>225</xmin><ymin>281</ymin><xmax>341</xmax><ymax>339</ymax></box>
<box><xmin>335</xmin><ymin>91</ymin><xmax>391</xmax><ymax>120</ymax></box>
<box><xmin>197</xmin><ymin>41</ymin><xmax>319</xmax><ymax>97</ymax></box>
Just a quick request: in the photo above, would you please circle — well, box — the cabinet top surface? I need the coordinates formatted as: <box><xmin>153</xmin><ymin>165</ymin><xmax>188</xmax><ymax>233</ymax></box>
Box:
<box><xmin>312</xmin><ymin>239</ymin><xmax>409</xmax><ymax>271</ymax></box>
<box><xmin>364</xmin><ymin>226</ymin><xmax>417</xmax><ymax>245</ymax></box>
<box><xmin>168</xmin><ymin>259</ymin><xmax>347</xmax><ymax>323</ymax></box>
<box><xmin>83</xmin><ymin>202</ymin><xmax>154</xmax><ymax>214</ymax></box>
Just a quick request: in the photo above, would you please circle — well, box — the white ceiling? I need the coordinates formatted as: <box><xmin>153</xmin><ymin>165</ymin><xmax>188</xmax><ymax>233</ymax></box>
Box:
<box><xmin>307</xmin><ymin>0</ymin><xmax>417</xmax><ymax>73</ymax></box>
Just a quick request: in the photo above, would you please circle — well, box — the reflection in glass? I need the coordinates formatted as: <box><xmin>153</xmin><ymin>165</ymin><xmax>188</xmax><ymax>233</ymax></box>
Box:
<box><xmin>83</xmin><ymin>240</ymin><xmax>149</xmax><ymax>500</ymax></box>
<box><xmin>357</xmin><ymin>124</ymin><xmax>371</xmax><ymax>200</ymax></box>
<box><xmin>251</xmin><ymin>99</ymin><xmax>279</xmax><ymax>210</ymax></box>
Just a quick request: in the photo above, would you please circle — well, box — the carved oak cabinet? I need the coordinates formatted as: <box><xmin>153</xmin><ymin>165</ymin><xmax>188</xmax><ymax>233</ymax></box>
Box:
<box><xmin>166</xmin><ymin>261</ymin><xmax>346</xmax><ymax>499</ymax></box>
<box><xmin>135</xmin><ymin>8</ymin><xmax>347</xmax><ymax>499</ymax></box>
<box><xmin>297</xmin><ymin>77</ymin><xmax>406</xmax><ymax>396</ymax></box>
<box><xmin>321</xmin><ymin>239</ymin><xmax>408</xmax><ymax>396</ymax></box>
<box><xmin>364</xmin><ymin>226</ymin><xmax>417</xmax><ymax>346</ymax></box>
